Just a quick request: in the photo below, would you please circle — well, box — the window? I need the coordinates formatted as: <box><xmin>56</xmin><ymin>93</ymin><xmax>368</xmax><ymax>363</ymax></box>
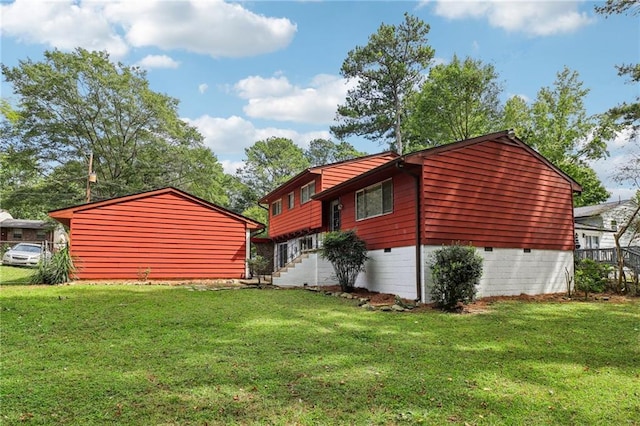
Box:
<box><xmin>356</xmin><ymin>179</ymin><xmax>393</xmax><ymax>220</ymax></box>
<box><xmin>611</xmin><ymin>220</ymin><xmax>618</xmax><ymax>231</ymax></box>
<box><xmin>586</xmin><ymin>235</ymin><xmax>600</xmax><ymax>249</ymax></box>
<box><xmin>36</xmin><ymin>230</ymin><xmax>46</xmax><ymax>239</ymax></box>
<box><xmin>301</xmin><ymin>181</ymin><xmax>315</xmax><ymax>204</ymax></box>
<box><xmin>12</xmin><ymin>229</ymin><xmax>22</xmax><ymax>240</ymax></box>
<box><xmin>288</xmin><ymin>192</ymin><xmax>295</xmax><ymax>210</ymax></box>
<box><xmin>271</xmin><ymin>199</ymin><xmax>282</xmax><ymax>216</ymax></box>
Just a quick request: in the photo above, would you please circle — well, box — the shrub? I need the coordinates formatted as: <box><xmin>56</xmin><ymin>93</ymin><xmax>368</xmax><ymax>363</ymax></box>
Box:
<box><xmin>575</xmin><ymin>258</ymin><xmax>611</xmax><ymax>299</ymax></box>
<box><xmin>31</xmin><ymin>245</ymin><xmax>75</xmax><ymax>285</ymax></box>
<box><xmin>247</xmin><ymin>255</ymin><xmax>272</xmax><ymax>284</ymax></box>
<box><xmin>321</xmin><ymin>230</ymin><xmax>368</xmax><ymax>292</ymax></box>
<box><xmin>430</xmin><ymin>244</ymin><xmax>483</xmax><ymax>311</ymax></box>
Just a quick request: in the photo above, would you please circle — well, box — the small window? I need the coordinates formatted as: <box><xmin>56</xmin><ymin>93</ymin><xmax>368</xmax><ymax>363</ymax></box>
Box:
<box><xmin>611</xmin><ymin>220</ymin><xmax>618</xmax><ymax>231</ymax></box>
<box><xmin>36</xmin><ymin>230</ymin><xmax>46</xmax><ymax>239</ymax></box>
<box><xmin>288</xmin><ymin>192</ymin><xmax>295</xmax><ymax>210</ymax></box>
<box><xmin>271</xmin><ymin>199</ymin><xmax>282</xmax><ymax>216</ymax></box>
<box><xmin>301</xmin><ymin>181</ymin><xmax>315</xmax><ymax>204</ymax></box>
<box><xmin>12</xmin><ymin>229</ymin><xmax>22</xmax><ymax>240</ymax></box>
<box><xmin>356</xmin><ymin>179</ymin><xmax>393</xmax><ymax>220</ymax></box>
<box><xmin>523</xmin><ymin>248</ymin><xmax>531</xmax><ymax>253</ymax></box>
<box><xmin>484</xmin><ymin>247</ymin><xmax>493</xmax><ymax>252</ymax></box>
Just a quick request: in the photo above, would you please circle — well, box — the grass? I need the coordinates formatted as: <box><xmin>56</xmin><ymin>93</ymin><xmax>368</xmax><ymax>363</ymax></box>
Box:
<box><xmin>1</xmin><ymin>285</ymin><xmax>639</xmax><ymax>425</ymax></box>
<box><xmin>0</xmin><ymin>265</ymin><xmax>35</xmax><ymax>285</ymax></box>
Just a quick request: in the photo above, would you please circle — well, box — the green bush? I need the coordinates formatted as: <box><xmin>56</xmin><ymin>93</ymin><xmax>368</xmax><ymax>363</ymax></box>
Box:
<box><xmin>321</xmin><ymin>230</ymin><xmax>368</xmax><ymax>292</ymax></box>
<box><xmin>247</xmin><ymin>255</ymin><xmax>271</xmax><ymax>284</ymax></box>
<box><xmin>430</xmin><ymin>244</ymin><xmax>483</xmax><ymax>311</ymax></box>
<box><xmin>575</xmin><ymin>258</ymin><xmax>611</xmax><ymax>299</ymax></box>
<box><xmin>31</xmin><ymin>245</ymin><xmax>75</xmax><ymax>285</ymax></box>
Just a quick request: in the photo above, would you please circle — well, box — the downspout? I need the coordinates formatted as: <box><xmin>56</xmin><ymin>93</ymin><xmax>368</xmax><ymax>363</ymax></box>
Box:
<box><xmin>396</xmin><ymin>160</ymin><xmax>423</xmax><ymax>302</ymax></box>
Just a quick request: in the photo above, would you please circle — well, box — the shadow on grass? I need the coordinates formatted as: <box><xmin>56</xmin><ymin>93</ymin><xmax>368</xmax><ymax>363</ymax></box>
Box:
<box><xmin>1</xmin><ymin>286</ymin><xmax>638</xmax><ymax>424</ymax></box>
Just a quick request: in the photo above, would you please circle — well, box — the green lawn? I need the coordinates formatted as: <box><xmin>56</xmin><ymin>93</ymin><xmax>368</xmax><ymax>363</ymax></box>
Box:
<box><xmin>0</xmin><ymin>265</ymin><xmax>35</xmax><ymax>285</ymax></box>
<box><xmin>1</xmin><ymin>285</ymin><xmax>638</xmax><ymax>425</ymax></box>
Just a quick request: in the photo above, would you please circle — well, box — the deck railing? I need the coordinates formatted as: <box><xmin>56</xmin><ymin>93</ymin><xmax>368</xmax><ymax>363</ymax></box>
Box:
<box><xmin>575</xmin><ymin>246</ymin><xmax>640</xmax><ymax>274</ymax></box>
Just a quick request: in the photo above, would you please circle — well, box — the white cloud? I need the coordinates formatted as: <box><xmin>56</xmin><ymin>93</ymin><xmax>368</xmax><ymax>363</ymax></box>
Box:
<box><xmin>198</xmin><ymin>83</ymin><xmax>209</xmax><ymax>94</ymax></box>
<box><xmin>1</xmin><ymin>0</ymin><xmax>129</xmax><ymax>57</ymax></box>
<box><xmin>427</xmin><ymin>0</ymin><xmax>594</xmax><ymax>36</ymax></box>
<box><xmin>220</xmin><ymin>159</ymin><xmax>245</xmax><ymax>175</ymax></box>
<box><xmin>185</xmin><ymin>114</ymin><xmax>331</xmax><ymax>157</ymax></box>
<box><xmin>104</xmin><ymin>0</ymin><xmax>297</xmax><ymax>58</ymax></box>
<box><xmin>136</xmin><ymin>54</ymin><xmax>179</xmax><ymax>69</ymax></box>
<box><xmin>1</xmin><ymin>0</ymin><xmax>296</xmax><ymax>58</ymax></box>
<box><xmin>235</xmin><ymin>74</ymin><xmax>356</xmax><ymax>124</ymax></box>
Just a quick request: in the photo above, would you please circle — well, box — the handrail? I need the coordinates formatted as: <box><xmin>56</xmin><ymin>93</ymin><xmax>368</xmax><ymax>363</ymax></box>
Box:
<box><xmin>575</xmin><ymin>246</ymin><xmax>640</xmax><ymax>273</ymax></box>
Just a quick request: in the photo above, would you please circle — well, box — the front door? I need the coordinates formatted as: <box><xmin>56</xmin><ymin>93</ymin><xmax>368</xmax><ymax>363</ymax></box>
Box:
<box><xmin>330</xmin><ymin>199</ymin><xmax>341</xmax><ymax>231</ymax></box>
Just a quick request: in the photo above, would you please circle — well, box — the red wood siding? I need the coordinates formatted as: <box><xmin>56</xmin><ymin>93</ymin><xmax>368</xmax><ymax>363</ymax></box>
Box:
<box><xmin>269</xmin><ymin>176</ymin><xmax>322</xmax><ymax>239</ymax></box>
<box><xmin>267</xmin><ymin>154</ymin><xmax>396</xmax><ymax>240</ymax></box>
<box><xmin>338</xmin><ymin>172</ymin><xmax>417</xmax><ymax>250</ymax></box>
<box><xmin>321</xmin><ymin>155</ymin><xmax>397</xmax><ymax>190</ymax></box>
<box><xmin>421</xmin><ymin>141</ymin><xmax>575</xmax><ymax>250</ymax></box>
<box><xmin>69</xmin><ymin>192</ymin><xmax>249</xmax><ymax>280</ymax></box>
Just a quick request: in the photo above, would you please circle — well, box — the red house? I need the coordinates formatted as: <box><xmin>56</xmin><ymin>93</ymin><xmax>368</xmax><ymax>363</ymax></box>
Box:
<box><xmin>49</xmin><ymin>187</ymin><xmax>263</xmax><ymax>280</ymax></box>
<box><xmin>266</xmin><ymin>131</ymin><xmax>582</xmax><ymax>301</ymax></box>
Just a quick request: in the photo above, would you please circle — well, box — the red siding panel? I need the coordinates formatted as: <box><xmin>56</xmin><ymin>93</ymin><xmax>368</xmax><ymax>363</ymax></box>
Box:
<box><xmin>422</xmin><ymin>141</ymin><xmax>575</xmax><ymax>250</ymax></box>
<box><xmin>70</xmin><ymin>192</ymin><xmax>249</xmax><ymax>280</ymax></box>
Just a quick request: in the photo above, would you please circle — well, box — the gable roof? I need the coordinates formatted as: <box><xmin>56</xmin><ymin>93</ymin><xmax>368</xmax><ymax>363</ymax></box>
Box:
<box><xmin>314</xmin><ymin>130</ymin><xmax>583</xmax><ymax>201</ymax></box>
<box><xmin>48</xmin><ymin>187</ymin><xmax>264</xmax><ymax>230</ymax></box>
<box><xmin>574</xmin><ymin>199</ymin><xmax>635</xmax><ymax>219</ymax></box>
<box><xmin>258</xmin><ymin>151</ymin><xmax>399</xmax><ymax>204</ymax></box>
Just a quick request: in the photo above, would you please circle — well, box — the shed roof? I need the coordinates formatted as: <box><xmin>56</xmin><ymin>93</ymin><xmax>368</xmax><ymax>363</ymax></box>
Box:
<box><xmin>48</xmin><ymin>187</ymin><xmax>264</xmax><ymax>230</ymax></box>
<box><xmin>314</xmin><ymin>130</ymin><xmax>582</xmax><ymax>201</ymax></box>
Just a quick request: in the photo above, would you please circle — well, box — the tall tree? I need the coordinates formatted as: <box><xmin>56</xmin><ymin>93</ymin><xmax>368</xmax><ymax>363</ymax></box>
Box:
<box><xmin>595</xmin><ymin>0</ymin><xmax>640</xmax><ymax>139</ymax></box>
<box><xmin>1</xmin><ymin>48</ymin><xmax>227</xmax><ymax>215</ymax></box>
<box><xmin>305</xmin><ymin>138</ymin><xmax>366</xmax><ymax>167</ymax></box>
<box><xmin>235</xmin><ymin>137</ymin><xmax>310</xmax><ymax>211</ymax></box>
<box><xmin>405</xmin><ymin>55</ymin><xmax>503</xmax><ymax>151</ymax></box>
<box><xmin>331</xmin><ymin>13</ymin><xmax>435</xmax><ymax>154</ymax></box>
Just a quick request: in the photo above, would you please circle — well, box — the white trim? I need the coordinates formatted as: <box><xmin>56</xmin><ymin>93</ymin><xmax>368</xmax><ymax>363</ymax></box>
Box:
<box><xmin>245</xmin><ymin>229</ymin><xmax>250</xmax><ymax>278</ymax></box>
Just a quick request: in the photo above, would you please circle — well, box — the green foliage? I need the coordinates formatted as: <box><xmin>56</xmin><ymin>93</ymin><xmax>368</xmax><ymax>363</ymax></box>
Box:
<box><xmin>575</xmin><ymin>258</ymin><xmax>612</xmax><ymax>299</ymax></box>
<box><xmin>305</xmin><ymin>138</ymin><xmax>367</xmax><ymax>167</ymax></box>
<box><xmin>405</xmin><ymin>55</ymin><xmax>503</xmax><ymax>151</ymax></box>
<box><xmin>30</xmin><ymin>246</ymin><xmax>75</xmax><ymax>285</ymax></box>
<box><xmin>247</xmin><ymin>255</ymin><xmax>272</xmax><ymax>284</ymax></box>
<box><xmin>235</xmin><ymin>137</ymin><xmax>310</xmax><ymax>210</ymax></box>
<box><xmin>321</xmin><ymin>230</ymin><xmax>368</xmax><ymax>292</ymax></box>
<box><xmin>331</xmin><ymin>13</ymin><xmax>435</xmax><ymax>154</ymax></box>
<box><xmin>1</xmin><ymin>48</ymin><xmax>228</xmax><ymax>216</ymax></box>
<box><xmin>430</xmin><ymin>244</ymin><xmax>483</xmax><ymax>311</ymax></box>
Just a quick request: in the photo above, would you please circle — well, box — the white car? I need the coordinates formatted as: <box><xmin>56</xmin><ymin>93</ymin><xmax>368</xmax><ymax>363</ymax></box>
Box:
<box><xmin>2</xmin><ymin>243</ymin><xmax>50</xmax><ymax>267</ymax></box>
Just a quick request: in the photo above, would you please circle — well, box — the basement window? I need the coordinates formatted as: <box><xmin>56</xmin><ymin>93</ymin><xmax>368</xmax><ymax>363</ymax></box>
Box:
<box><xmin>524</xmin><ymin>248</ymin><xmax>532</xmax><ymax>253</ymax></box>
<box><xmin>484</xmin><ymin>247</ymin><xmax>493</xmax><ymax>252</ymax></box>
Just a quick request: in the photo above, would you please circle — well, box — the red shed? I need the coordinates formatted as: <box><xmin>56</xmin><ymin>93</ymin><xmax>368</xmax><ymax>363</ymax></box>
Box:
<box><xmin>49</xmin><ymin>187</ymin><xmax>263</xmax><ymax>280</ymax></box>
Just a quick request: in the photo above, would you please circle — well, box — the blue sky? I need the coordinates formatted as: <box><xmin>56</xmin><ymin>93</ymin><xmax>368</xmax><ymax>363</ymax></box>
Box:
<box><xmin>1</xmin><ymin>0</ymin><xmax>638</xmax><ymax>201</ymax></box>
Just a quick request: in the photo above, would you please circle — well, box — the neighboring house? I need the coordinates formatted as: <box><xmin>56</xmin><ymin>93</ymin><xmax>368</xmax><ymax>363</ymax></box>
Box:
<box><xmin>0</xmin><ymin>214</ymin><xmax>56</xmax><ymax>247</ymax></box>
<box><xmin>265</xmin><ymin>130</ymin><xmax>582</xmax><ymax>301</ymax></box>
<box><xmin>49</xmin><ymin>187</ymin><xmax>264</xmax><ymax>280</ymax></box>
<box><xmin>258</xmin><ymin>151</ymin><xmax>399</xmax><ymax>269</ymax></box>
<box><xmin>574</xmin><ymin>199</ymin><xmax>639</xmax><ymax>249</ymax></box>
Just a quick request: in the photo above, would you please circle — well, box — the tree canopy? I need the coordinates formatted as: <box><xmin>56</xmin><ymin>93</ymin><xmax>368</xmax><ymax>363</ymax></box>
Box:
<box><xmin>305</xmin><ymin>138</ymin><xmax>367</xmax><ymax>167</ymax></box>
<box><xmin>1</xmin><ymin>48</ymin><xmax>227</xmax><ymax>217</ymax></box>
<box><xmin>331</xmin><ymin>13</ymin><xmax>434</xmax><ymax>154</ymax></box>
<box><xmin>405</xmin><ymin>55</ymin><xmax>503</xmax><ymax>151</ymax></box>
